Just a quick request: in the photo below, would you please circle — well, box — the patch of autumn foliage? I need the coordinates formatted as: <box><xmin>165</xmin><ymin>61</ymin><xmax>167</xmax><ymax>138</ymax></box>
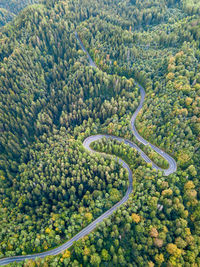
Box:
<box><xmin>131</xmin><ymin>213</ymin><xmax>141</xmax><ymax>223</ymax></box>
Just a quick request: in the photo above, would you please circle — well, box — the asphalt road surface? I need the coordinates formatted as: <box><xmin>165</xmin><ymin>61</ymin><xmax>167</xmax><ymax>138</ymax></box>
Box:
<box><xmin>0</xmin><ymin>32</ymin><xmax>177</xmax><ymax>266</ymax></box>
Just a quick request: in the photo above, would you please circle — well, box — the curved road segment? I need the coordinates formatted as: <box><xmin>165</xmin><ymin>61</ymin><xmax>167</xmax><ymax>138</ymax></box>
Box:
<box><xmin>0</xmin><ymin>32</ymin><xmax>177</xmax><ymax>266</ymax></box>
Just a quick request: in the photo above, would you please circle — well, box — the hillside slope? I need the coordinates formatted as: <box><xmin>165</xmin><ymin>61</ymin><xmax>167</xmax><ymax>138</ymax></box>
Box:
<box><xmin>0</xmin><ymin>0</ymin><xmax>200</xmax><ymax>266</ymax></box>
<box><xmin>0</xmin><ymin>0</ymin><xmax>37</xmax><ymax>27</ymax></box>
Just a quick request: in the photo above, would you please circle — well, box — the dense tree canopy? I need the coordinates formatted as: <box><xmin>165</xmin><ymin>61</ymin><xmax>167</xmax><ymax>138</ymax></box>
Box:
<box><xmin>0</xmin><ymin>0</ymin><xmax>38</xmax><ymax>27</ymax></box>
<box><xmin>0</xmin><ymin>0</ymin><xmax>200</xmax><ymax>266</ymax></box>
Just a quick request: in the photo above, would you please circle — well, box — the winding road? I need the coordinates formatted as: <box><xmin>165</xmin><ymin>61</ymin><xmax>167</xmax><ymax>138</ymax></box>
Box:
<box><xmin>0</xmin><ymin>32</ymin><xmax>177</xmax><ymax>266</ymax></box>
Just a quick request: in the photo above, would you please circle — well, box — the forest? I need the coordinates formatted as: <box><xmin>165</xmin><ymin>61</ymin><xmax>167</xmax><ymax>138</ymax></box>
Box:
<box><xmin>0</xmin><ymin>0</ymin><xmax>38</xmax><ymax>27</ymax></box>
<box><xmin>0</xmin><ymin>0</ymin><xmax>200</xmax><ymax>266</ymax></box>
